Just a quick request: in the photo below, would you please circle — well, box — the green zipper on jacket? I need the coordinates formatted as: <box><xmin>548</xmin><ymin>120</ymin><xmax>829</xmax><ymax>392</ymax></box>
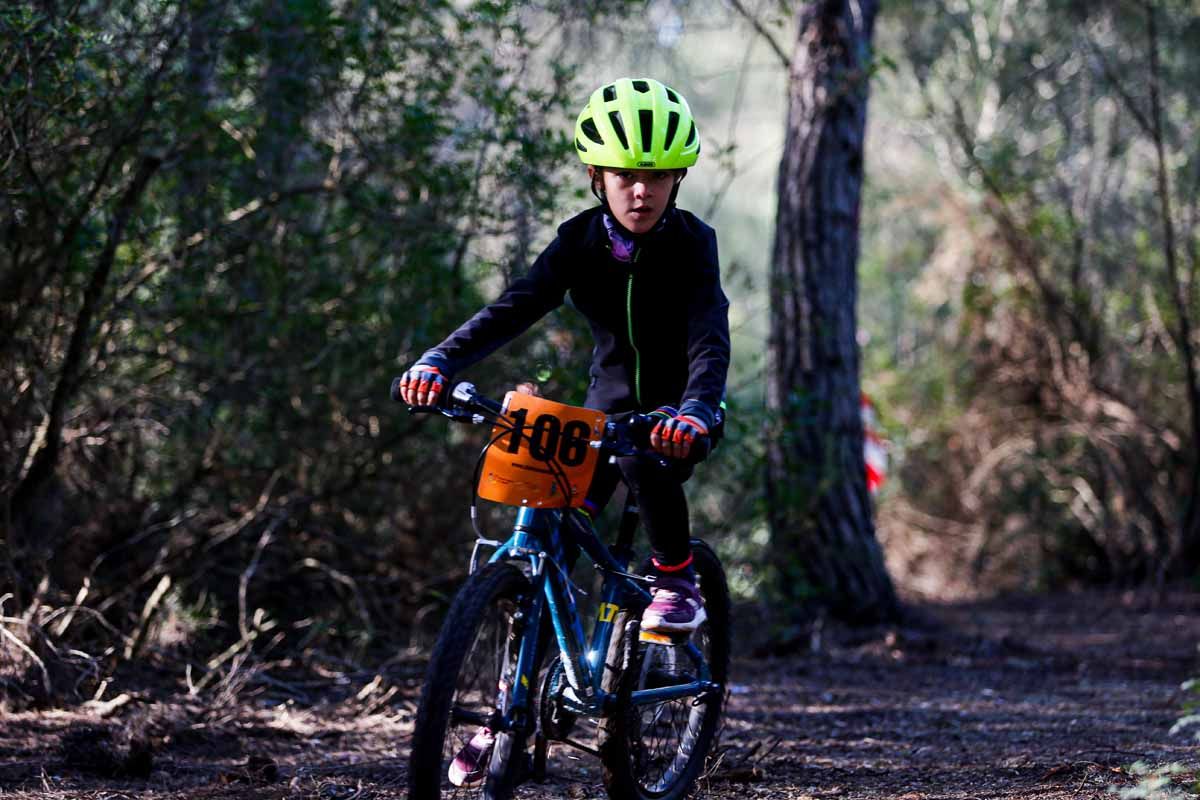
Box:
<box><xmin>626</xmin><ymin>271</ymin><xmax>642</xmax><ymax>405</ymax></box>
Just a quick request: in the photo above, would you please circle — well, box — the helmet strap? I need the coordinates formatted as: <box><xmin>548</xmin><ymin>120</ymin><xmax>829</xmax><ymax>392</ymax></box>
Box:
<box><xmin>590</xmin><ymin>174</ymin><xmax>613</xmax><ymax>216</ymax></box>
<box><xmin>667</xmin><ymin>182</ymin><xmax>681</xmax><ymax>209</ymax></box>
<box><xmin>666</xmin><ymin>169</ymin><xmax>687</xmax><ymax>208</ymax></box>
<box><xmin>591</xmin><ymin>167</ymin><xmax>684</xmax><ymax>252</ymax></box>
<box><xmin>591</xmin><ymin>167</ymin><xmax>687</xmax><ymax>213</ymax></box>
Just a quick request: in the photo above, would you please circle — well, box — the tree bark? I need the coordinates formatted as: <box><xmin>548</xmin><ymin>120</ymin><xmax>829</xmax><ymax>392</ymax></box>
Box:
<box><xmin>1142</xmin><ymin>0</ymin><xmax>1200</xmax><ymax>570</ymax></box>
<box><xmin>178</xmin><ymin>0</ymin><xmax>221</xmax><ymax>241</ymax></box>
<box><xmin>766</xmin><ymin>0</ymin><xmax>898</xmax><ymax>624</ymax></box>
<box><xmin>11</xmin><ymin>153</ymin><xmax>163</xmax><ymax>519</ymax></box>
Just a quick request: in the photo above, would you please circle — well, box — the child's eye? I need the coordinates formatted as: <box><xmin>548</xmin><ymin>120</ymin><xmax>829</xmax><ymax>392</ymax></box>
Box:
<box><xmin>615</xmin><ymin>171</ymin><xmax>634</xmax><ymax>180</ymax></box>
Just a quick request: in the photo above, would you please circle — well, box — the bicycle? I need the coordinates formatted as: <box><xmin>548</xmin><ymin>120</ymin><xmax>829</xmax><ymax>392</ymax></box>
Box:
<box><xmin>402</xmin><ymin>381</ymin><xmax>730</xmax><ymax>800</ymax></box>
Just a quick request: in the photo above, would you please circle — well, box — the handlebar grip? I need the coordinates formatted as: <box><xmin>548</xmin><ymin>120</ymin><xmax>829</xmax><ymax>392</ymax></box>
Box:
<box><xmin>391</xmin><ymin>375</ymin><xmax>447</xmax><ymax>413</ymax></box>
<box><xmin>621</xmin><ymin>413</ymin><xmax>712</xmax><ymax>464</ymax></box>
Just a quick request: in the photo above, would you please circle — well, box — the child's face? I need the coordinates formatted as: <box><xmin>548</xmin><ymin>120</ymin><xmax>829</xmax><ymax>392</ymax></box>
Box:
<box><xmin>590</xmin><ymin>167</ymin><xmax>682</xmax><ymax>234</ymax></box>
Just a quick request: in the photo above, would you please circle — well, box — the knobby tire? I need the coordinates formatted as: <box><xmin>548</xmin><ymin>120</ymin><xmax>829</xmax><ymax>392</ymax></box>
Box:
<box><xmin>408</xmin><ymin>562</ymin><xmax>534</xmax><ymax>800</ymax></box>
<box><xmin>598</xmin><ymin>539</ymin><xmax>731</xmax><ymax>800</ymax></box>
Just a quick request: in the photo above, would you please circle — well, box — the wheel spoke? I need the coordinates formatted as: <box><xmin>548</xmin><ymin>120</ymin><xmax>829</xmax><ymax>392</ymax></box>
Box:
<box><xmin>409</xmin><ymin>564</ymin><xmax>533</xmax><ymax>798</ymax></box>
<box><xmin>602</xmin><ymin>545</ymin><xmax>729</xmax><ymax>799</ymax></box>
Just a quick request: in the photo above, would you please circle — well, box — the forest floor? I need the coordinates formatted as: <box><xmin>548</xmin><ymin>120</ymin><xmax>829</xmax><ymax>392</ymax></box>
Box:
<box><xmin>2</xmin><ymin>588</ymin><xmax>1199</xmax><ymax>799</ymax></box>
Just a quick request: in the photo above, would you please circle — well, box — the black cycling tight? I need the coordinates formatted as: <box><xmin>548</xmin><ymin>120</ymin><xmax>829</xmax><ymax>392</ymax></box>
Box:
<box><xmin>584</xmin><ymin>451</ymin><xmax>694</xmax><ymax>568</ymax></box>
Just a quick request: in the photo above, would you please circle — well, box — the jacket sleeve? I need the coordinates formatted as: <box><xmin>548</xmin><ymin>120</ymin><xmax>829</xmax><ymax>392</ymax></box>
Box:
<box><xmin>417</xmin><ymin>238</ymin><xmax>571</xmax><ymax>375</ymax></box>
<box><xmin>677</xmin><ymin>229</ymin><xmax>730</xmax><ymax>431</ymax></box>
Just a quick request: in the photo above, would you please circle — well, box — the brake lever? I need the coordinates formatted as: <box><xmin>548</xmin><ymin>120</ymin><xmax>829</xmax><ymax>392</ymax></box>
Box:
<box><xmin>407</xmin><ymin>405</ymin><xmax>481</xmax><ymax>424</ymax></box>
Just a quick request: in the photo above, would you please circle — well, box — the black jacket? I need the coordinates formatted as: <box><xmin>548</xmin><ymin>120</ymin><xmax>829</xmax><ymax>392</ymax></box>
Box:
<box><xmin>418</xmin><ymin>206</ymin><xmax>730</xmax><ymax>429</ymax></box>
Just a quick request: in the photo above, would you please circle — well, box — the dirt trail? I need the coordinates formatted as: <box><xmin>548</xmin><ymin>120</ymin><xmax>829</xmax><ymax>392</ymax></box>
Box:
<box><xmin>2</xmin><ymin>590</ymin><xmax>1197</xmax><ymax>799</ymax></box>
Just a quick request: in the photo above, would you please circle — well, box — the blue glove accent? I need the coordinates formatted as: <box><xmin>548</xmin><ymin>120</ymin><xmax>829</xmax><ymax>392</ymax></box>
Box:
<box><xmin>678</xmin><ymin>399</ymin><xmax>716</xmax><ymax>432</ymax></box>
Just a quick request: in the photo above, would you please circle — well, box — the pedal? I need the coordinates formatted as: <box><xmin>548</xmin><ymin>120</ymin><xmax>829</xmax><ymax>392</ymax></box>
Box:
<box><xmin>638</xmin><ymin>629</ymin><xmax>691</xmax><ymax>645</ymax></box>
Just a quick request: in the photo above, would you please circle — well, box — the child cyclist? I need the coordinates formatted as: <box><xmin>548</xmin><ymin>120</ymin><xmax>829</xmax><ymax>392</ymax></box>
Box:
<box><xmin>396</xmin><ymin>77</ymin><xmax>730</xmax><ymax>785</ymax></box>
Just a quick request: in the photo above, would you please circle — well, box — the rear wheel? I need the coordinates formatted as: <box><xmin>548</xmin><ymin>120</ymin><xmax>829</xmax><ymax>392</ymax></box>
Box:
<box><xmin>598</xmin><ymin>539</ymin><xmax>731</xmax><ymax>800</ymax></box>
<box><xmin>408</xmin><ymin>563</ymin><xmax>535</xmax><ymax>800</ymax></box>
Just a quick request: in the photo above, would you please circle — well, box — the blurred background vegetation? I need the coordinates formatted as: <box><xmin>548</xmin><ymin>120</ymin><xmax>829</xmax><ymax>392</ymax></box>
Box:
<box><xmin>2</xmin><ymin>0</ymin><xmax>1198</xmax><ymax>708</ymax></box>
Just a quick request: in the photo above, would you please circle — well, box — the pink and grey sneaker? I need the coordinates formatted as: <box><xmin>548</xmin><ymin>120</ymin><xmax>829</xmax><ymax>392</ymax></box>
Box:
<box><xmin>641</xmin><ymin>574</ymin><xmax>707</xmax><ymax>634</ymax></box>
<box><xmin>447</xmin><ymin>726</ymin><xmax>495</xmax><ymax>787</ymax></box>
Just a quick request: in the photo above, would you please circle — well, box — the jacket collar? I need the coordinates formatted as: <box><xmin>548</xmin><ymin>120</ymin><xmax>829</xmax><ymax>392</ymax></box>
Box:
<box><xmin>582</xmin><ymin>206</ymin><xmax>677</xmax><ymax>259</ymax></box>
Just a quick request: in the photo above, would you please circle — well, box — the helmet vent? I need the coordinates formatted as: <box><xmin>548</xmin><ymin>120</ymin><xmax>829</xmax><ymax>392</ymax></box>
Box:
<box><xmin>603</xmin><ymin>85</ymin><xmax>617</xmax><ymax>102</ymax></box>
<box><xmin>638</xmin><ymin>109</ymin><xmax>654</xmax><ymax>152</ymax></box>
<box><xmin>685</xmin><ymin>121</ymin><xmax>696</xmax><ymax>147</ymax></box>
<box><xmin>576</xmin><ymin>139</ymin><xmax>587</xmax><ymax>152</ymax></box>
<box><xmin>581</xmin><ymin>117</ymin><xmax>604</xmax><ymax>144</ymax></box>
<box><xmin>665</xmin><ymin>87</ymin><xmax>679</xmax><ymax>103</ymax></box>
<box><xmin>631</xmin><ymin>79</ymin><xmax>650</xmax><ymax>93</ymax></box>
<box><xmin>608</xmin><ymin>112</ymin><xmax>629</xmax><ymax>150</ymax></box>
<box><xmin>664</xmin><ymin>111</ymin><xmax>680</xmax><ymax>149</ymax></box>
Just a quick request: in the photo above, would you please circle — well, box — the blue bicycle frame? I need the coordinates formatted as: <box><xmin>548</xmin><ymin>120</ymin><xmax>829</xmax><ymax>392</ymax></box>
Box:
<box><xmin>478</xmin><ymin>503</ymin><xmax>718</xmax><ymax>735</ymax></box>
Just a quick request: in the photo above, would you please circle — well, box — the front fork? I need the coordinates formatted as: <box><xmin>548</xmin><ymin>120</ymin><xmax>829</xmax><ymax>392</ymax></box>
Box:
<box><xmin>485</xmin><ymin>505</ymin><xmax>668</xmax><ymax>753</ymax></box>
<box><xmin>487</xmin><ymin>508</ymin><xmax>575</xmax><ymax>737</ymax></box>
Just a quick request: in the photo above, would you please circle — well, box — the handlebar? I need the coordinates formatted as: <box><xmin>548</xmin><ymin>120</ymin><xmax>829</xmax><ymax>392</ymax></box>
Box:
<box><xmin>601</xmin><ymin>406</ymin><xmax>712</xmax><ymax>464</ymax></box>
<box><xmin>393</xmin><ymin>380</ymin><xmax>710</xmax><ymax>464</ymax></box>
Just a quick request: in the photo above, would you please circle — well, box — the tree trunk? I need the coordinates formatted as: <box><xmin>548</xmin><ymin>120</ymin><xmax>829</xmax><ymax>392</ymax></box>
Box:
<box><xmin>11</xmin><ymin>155</ymin><xmax>163</xmax><ymax>519</ymax></box>
<box><xmin>1142</xmin><ymin>0</ymin><xmax>1200</xmax><ymax>573</ymax></box>
<box><xmin>178</xmin><ymin>0</ymin><xmax>220</xmax><ymax>241</ymax></box>
<box><xmin>765</xmin><ymin>0</ymin><xmax>898</xmax><ymax>624</ymax></box>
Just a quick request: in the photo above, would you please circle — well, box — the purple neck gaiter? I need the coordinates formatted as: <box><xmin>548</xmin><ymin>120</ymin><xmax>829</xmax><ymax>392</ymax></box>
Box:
<box><xmin>602</xmin><ymin>209</ymin><xmax>673</xmax><ymax>263</ymax></box>
<box><xmin>602</xmin><ymin>213</ymin><xmax>637</xmax><ymax>263</ymax></box>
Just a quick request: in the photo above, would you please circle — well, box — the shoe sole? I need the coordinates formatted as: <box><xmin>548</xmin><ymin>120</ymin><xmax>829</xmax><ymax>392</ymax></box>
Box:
<box><xmin>448</xmin><ymin>764</ymin><xmax>486</xmax><ymax>787</ymax></box>
<box><xmin>448</xmin><ymin>746</ymin><xmax>494</xmax><ymax>787</ymax></box>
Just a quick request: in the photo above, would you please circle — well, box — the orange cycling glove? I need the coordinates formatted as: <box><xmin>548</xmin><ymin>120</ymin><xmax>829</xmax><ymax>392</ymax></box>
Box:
<box><xmin>649</xmin><ymin>406</ymin><xmax>709</xmax><ymax>460</ymax></box>
<box><xmin>397</xmin><ymin>364</ymin><xmax>446</xmax><ymax>407</ymax></box>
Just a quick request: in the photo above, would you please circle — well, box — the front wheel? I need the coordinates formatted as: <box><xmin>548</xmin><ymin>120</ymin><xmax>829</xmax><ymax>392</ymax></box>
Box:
<box><xmin>599</xmin><ymin>539</ymin><xmax>731</xmax><ymax>800</ymax></box>
<box><xmin>408</xmin><ymin>562</ymin><xmax>534</xmax><ymax>800</ymax></box>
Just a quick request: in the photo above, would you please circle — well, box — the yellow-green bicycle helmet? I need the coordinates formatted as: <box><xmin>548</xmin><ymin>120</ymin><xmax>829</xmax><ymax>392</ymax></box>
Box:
<box><xmin>574</xmin><ymin>78</ymin><xmax>701</xmax><ymax>169</ymax></box>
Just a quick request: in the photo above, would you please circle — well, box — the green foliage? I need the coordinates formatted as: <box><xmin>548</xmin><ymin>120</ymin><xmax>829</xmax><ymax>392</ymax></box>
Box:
<box><xmin>1172</xmin><ymin>672</ymin><xmax>1200</xmax><ymax>742</ymax></box>
<box><xmin>1104</xmin><ymin>648</ymin><xmax>1200</xmax><ymax>798</ymax></box>
<box><xmin>0</xmin><ymin>0</ymin><xmax>620</xmax><ymax>703</ymax></box>
<box><xmin>1111</xmin><ymin>762</ymin><xmax>1195</xmax><ymax>800</ymax></box>
<box><xmin>863</xmin><ymin>0</ymin><xmax>1200</xmax><ymax>592</ymax></box>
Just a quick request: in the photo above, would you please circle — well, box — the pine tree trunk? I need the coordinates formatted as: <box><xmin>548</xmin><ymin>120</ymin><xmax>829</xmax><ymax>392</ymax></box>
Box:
<box><xmin>766</xmin><ymin>0</ymin><xmax>898</xmax><ymax>624</ymax></box>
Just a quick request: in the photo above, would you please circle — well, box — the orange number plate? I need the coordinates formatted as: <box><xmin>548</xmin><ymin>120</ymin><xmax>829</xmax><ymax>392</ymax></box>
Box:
<box><xmin>477</xmin><ymin>392</ymin><xmax>606</xmax><ymax>508</ymax></box>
